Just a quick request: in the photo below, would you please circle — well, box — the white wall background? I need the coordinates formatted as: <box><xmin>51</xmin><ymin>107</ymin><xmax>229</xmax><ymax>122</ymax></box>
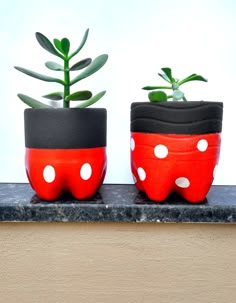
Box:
<box><xmin>0</xmin><ymin>0</ymin><xmax>235</xmax><ymax>185</ymax></box>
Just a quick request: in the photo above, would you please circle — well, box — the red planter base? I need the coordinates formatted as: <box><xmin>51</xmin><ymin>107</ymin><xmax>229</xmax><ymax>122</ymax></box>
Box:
<box><xmin>131</xmin><ymin>132</ymin><xmax>221</xmax><ymax>203</ymax></box>
<box><xmin>26</xmin><ymin>147</ymin><xmax>107</xmax><ymax>200</ymax></box>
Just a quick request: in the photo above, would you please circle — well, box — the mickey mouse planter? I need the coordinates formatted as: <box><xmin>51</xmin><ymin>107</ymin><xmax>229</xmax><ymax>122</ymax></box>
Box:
<box><xmin>130</xmin><ymin>101</ymin><xmax>223</xmax><ymax>203</ymax></box>
<box><xmin>14</xmin><ymin>29</ymin><xmax>108</xmax><ymax>201</ymax></box>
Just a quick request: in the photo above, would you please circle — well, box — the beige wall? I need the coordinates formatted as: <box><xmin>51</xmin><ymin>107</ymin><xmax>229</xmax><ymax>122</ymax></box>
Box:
<box><xmin>0</xmin><ymin>222</ymin><xmax>235</xmax><ymax>303</ymax></box>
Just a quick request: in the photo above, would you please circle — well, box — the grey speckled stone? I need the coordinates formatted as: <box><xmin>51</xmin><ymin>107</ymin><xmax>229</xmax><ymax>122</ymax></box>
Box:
<box><xmin>0</xmin><ymin>183</ymin><xmax>236</xmax><ymax>223</ymax></box>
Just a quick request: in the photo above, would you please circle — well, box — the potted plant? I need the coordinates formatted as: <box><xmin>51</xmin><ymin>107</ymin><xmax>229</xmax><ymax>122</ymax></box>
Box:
<box><xmin>15</xmin><ymin>29</ymin><xmax>108</xmax><ymax>201</ymax></box>
<box><xmin>130</xmin><ymin>67</ymin><xmax>223</xmax><ymax>203</ymax></box>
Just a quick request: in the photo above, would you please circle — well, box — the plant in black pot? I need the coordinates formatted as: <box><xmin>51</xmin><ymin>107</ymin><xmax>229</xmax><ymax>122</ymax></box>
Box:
<box><xmin>15</xmin><ymin>29</ymin><xmax>108</xmax><ymax>200</ymax></box>
<box><xmin>130</xmin><ymin>67</ymin><xmax>223</xmax><ymax>203</ymax></box>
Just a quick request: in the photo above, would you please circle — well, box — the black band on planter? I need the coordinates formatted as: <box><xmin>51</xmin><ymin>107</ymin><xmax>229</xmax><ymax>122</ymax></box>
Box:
<box><xmin>25</xmin><ymin>108</ymin><xmax>107</xmax><ymax>149</ymax></box>
<box><xmin>131</xmin><ymin>101</ymin><xmax>223</xmax><ymax>134</ymax></box>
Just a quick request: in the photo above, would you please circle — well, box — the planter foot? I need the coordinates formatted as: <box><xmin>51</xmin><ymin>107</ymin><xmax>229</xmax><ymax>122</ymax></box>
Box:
<box><xmin>25</xmin><ymin>147</ymin><xmax>106</xmax><ymax>201</ymax></box>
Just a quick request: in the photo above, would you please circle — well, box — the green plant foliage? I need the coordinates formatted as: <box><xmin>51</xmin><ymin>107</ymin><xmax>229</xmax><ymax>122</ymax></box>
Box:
<box><xmin>65</xmin><ymin>90</ymin><xmax>92</xmax><ymax>101</ymax></box>
<box><xmin>143</xmin><ymin>67</ymin><xmax>207</xmax><ymax>102</ymax></box>
<box><xmin>68</xmin><ymin>29</ymin><xmax>89</xmax><ymax>60</ymax></box>
<box><xmin>36</xmin><ymin>32</ymin><xmax>63</xmax><ymax>59</ymax></box>
<box><xmin>17</xmin><ymin>94</ymin><xmax>52</xmax><ymax>108</ymax></box>
<box><xmin>53</xmin><ymin>38</ymin><xmax>64</xmax><ymax>53</ymax></box>
<box><xmin>70</xmin><ymin>58</ymin><xmax>92</xmax><ymax>71</ymax></box>
<box><xmin>61</xmin><ymin>38</ymin><xmax>70</xmax><ymax>56</ymax></box>
<box><xmin>70</xmin><ymin>54</ymin><xmax>108</xmax><ymax>86</ymax></box>
<box><xmin>45</xmin><ymin>61</ymin><xmax>64</xmax><ymax>71</ymax></box>
<box><xmin>14</xmin><ymin>29</ymin><xmax>108</xmax><ymax>108</ymax></box>
<box><xmin>148</xmin><ymin>91</ymin><xmax>168</xmax><ymax>102</ymax></box>
<box><xmin>76</xmin><ymin>91</ymin><xmax>106</xmax><ymax>108</ymax></box>
<box><xmin>42</xmin><ymin>92</ymin><xmax>63</xmax><ymax>100</ymax></box>
<box><xmin>14</xmin><ymin>66</ymin><xmax>64</xmax><ymax>84</ymax></box>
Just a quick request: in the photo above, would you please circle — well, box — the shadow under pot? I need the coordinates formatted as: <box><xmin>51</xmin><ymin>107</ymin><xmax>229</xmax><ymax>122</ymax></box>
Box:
<box><xmin>130</xmin><ymin>101</ymin><xmax>223</xmax><ymax>203</ymax></box>
<box><xmin>24</xmin><ymin>108</ymin><xmax>107</xmax><ymax>201</ymax></box>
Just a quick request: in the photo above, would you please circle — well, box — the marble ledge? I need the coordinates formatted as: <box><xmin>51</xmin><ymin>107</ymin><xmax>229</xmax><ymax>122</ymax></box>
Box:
<box><xmin>0</xmin><ymin>183</ymin><xmax>236</xmax><ymax>223</ymax></box>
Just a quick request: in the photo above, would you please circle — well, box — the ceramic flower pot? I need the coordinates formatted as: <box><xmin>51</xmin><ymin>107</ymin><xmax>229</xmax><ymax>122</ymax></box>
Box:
<box><xmin>24</xmin><ymin>108</ymin><xmax>107</xmax><ymax>200</ymax></box>
<box><xmin>130</xmin><ymin>101</ymin><xmax>223</xmax><ymax>203</ymax></box>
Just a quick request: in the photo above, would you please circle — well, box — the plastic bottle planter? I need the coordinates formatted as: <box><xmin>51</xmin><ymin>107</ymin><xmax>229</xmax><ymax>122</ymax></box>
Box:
<box><xmin>130</xmin><ymin>101</ymin><xmax>223</xmax><ymax>203</ymax></box>
<box><xmin>24</xmin><ymin>108</ymin><xmax>107</xmax><ymax>200</ymax></box>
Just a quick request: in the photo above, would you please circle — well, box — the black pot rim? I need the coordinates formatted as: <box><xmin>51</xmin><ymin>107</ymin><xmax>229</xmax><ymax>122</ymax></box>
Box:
<box><xmin>131</xmin><ymin>101</ymin><xmax>223</xmax><ymax>134</ymax></box>
<box><xmin>24</xmin><ymin>108</ymin><xmax>107</xmax><ymax>149</ymax></box>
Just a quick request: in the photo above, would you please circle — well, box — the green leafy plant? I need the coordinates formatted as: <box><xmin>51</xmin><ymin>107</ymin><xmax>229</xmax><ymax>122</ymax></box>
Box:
<box><xmin>142</xmin><ymin>67</ymin><xmax>207</xmax><ymax>102</ymax></box>
<box><xmin>14</xmin><ymin>29</ymin><xmax>108</xmax><ymax>108</ymax></box>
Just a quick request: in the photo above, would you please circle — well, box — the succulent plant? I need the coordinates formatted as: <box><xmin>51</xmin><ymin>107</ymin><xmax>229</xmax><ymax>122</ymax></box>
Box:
<box><xmin>143</xmin><ymin>67</ymin><xmax>207</xmax><ymax>102</ymax></box>
<box><xmin>14</xmin><ymin>29</ymin><xmax>108</xmax><ymax>108</ymax></box>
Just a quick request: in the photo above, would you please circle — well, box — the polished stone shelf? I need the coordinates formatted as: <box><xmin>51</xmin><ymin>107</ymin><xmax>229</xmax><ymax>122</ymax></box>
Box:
<box><xmin>0</xmin><ymin>183</ymin><xmax>236</xmax><ymax>223</ymax></box>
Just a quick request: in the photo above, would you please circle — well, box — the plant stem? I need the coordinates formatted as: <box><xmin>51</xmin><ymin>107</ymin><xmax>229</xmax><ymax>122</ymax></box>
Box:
<box><xmin>63</xmin><ymin>58</ymin><xmax>70</xmax><ymax>108</ymax></box>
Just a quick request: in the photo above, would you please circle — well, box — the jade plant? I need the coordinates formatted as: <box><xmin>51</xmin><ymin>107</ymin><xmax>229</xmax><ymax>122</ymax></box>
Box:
<box><xmin>14</xmin><ymin>29</ymin><xmax>108</xmax><ymax>108</ymax></box>
<box><xmin>143</xmin><ymin>67</ymin><xmax>207</xmax><ymax>102</ymax></box>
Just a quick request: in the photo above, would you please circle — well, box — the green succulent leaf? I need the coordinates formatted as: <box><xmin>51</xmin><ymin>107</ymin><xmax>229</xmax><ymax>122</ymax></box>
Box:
<box><xmin>45</xmin><ymin>61</ymin><xmax>64</xmax><ymax>71</ymax></box>
<box><xmin>65</xmin><ymin>90</ymin><xmax>92</xmax><ymax>101</ymax></box>
<box><xmin>158</xmin><ymin>73</ymin><xmax>172</xmax><ymax>83</ymax></box>
<box><xmin>14</xmin><ymin>66</ymin><xmax>64</xmax><ymax>84</ymax></box>
<box><xmin>173</xmin><ymin>89</ymin><xmax>184</xmax><ymax>100</ymax></box>
<box><xmin>42</xmin><ymin>92</ymin><xmax>63</xmax><ymax>100</ymax></box>
<box><xmin>142</xmin><ymin>85</ymin><xmax>172</xmax><ymax>90</ymax></box>
<box><xmin>53</xmin><ymin>39</ymin><xmax>63</xmax><ymax>53</ymax></box>
<box><xmin>148</xmin><ymin>91</ymin><xmax>168</xmax><ymax>102</ymax></box>
<box><xmin>70</xmin><ymin>58</ymin><xmax>92</xmax><ymax>71</ymax></box>
<box><xmin>35</xmin><ymin>32</ymin><xmax>63</xmax><ymax>59</ymax></box>
<box><xmin>161</xmin><ymin>67</ymin><xmax>173</xmax><ymax>83</ymax></box>
<box><xmin>178</xmin><ymin>74</ymin><xmax>208</xmax><ymax>86</ymax></box>
<box><xmin>69</xmin><ymin>28</ymin><xmax>89</xmax><ymax>60</ymax></box>
<box><xmin>17</xmin><ymin>94</ymin><xmax>52</xmax><ymax>108</ymax></box>
<box><xmin>61</xmin><ymin>38</ymin><xmax>70</xmax><ymax>56</ymax></box>
<box><xmin>76</xmin><ymin>91</ymin><xmax>106</xmax><ymax>108</ymax></box>
<box><xmin>70</xmin><ymin>54</ymin><xmax>108</xmax><ymax>86</ymax></box>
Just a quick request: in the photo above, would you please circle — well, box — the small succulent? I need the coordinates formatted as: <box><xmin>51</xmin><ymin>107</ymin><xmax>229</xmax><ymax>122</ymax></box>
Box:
<box><xmin>14</xmin><ymin>29</ymin><xmax>108</xmax><ymax>108</ymax></box>
<box><xmin>143</xmin><ymin>67</ymin><xmax>207</xmax><ymax>102</ymax></box>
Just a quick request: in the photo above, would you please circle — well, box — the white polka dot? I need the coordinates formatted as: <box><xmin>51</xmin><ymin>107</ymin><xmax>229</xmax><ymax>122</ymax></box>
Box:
<box><xmin>130</xmin><ymin>137</ymin><xmax>135</xmax><ymax>151</ymax></box>
<box><xmin>175</xmin><ymin>177</ymin><xmax>190</xmax><ymax>188</ymax></box>
<box><xmin>197</xmin><ymin>139</ymin><xmax>208</xmax><ymax>152</ymax></box>
<box><xmin>137</xmin><ymin>167</ymin><xmax>146</xmax><ymax>181</ymax></box>
<box><xmin>43</xmin><ymin>165</ymin><xmax>56</xmax><ymax>183</ymax></box>
<box><xmin>154</xmin><ymin>144</ymin><xmax>168</xmax><ymax>159</ymax></box>
<box><xmin>80</xmin><ymin>163</ymin><xmax>92</xmax><ymax>180</ymax></box>
<box><xmin>213</xmin><ymin>165</ymin><xmax>218</xmax><ymax>178</ymax></box>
